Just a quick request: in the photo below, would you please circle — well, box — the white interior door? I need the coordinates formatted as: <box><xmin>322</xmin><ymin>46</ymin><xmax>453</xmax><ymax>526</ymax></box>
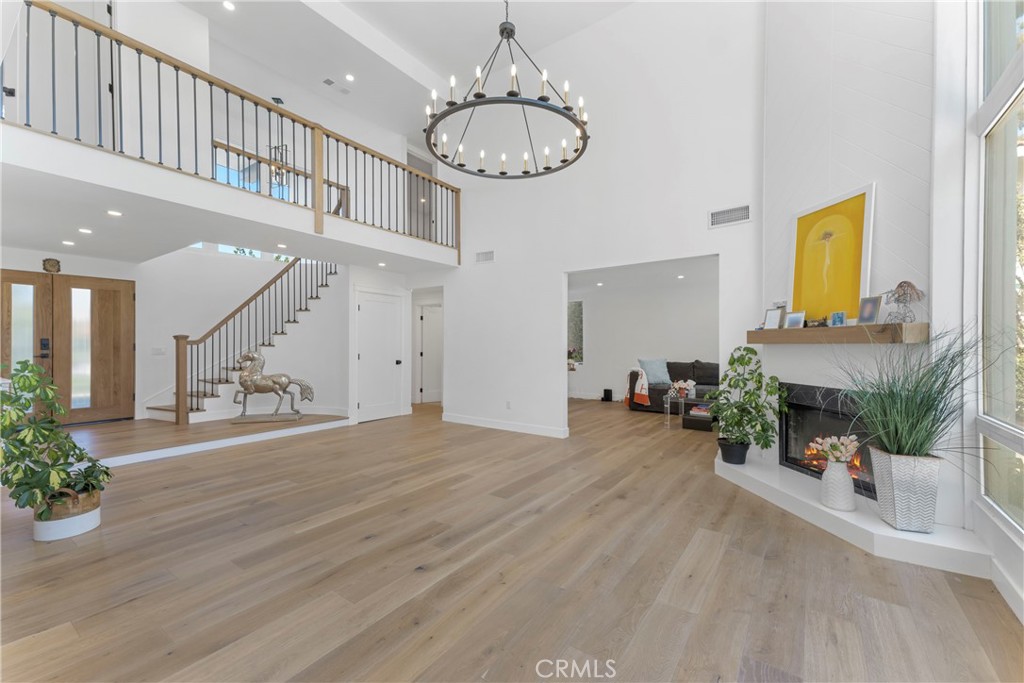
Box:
<box><xmin>357</xmin><ymin>290</ymin><xmax>404</xmax><ymax>421</ymax></box>
<box><xmin>420</xmin><ymin>305</ymin><xmax>443</xmax><ymax>403</ymax></box>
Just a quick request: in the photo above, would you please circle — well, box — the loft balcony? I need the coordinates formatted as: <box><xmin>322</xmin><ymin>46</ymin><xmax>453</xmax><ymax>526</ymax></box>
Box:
<box><xmin>0</xmin><ymin>0</ymin><xmax>460</xmax><ymax>270</ymax></box>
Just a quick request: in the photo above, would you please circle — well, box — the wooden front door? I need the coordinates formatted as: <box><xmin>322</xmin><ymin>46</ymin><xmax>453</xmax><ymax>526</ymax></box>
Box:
<box><xmin>1</xmin><ymin>270</ymin><xmax>135</xmax><ymax>424</ymax></box>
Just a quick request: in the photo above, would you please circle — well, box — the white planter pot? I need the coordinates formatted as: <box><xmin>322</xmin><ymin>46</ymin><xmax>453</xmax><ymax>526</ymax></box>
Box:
<box><xmin>33</xmin><ymin>506</ymin><xmax>101</xmax><ymax>542</ymax></box>
<box><xmin>820</xmin><ymin>461</ymin><xmax>856</xmax><ymax>511</ymax></box>
<box><xmin>869</xmin><ymin>446</ymin><xmax>941</xmax><ymax>533</ymax></box>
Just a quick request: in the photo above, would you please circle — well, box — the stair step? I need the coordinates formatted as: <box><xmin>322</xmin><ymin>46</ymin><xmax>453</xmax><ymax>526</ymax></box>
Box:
<box><xmin>183</xmin><ymin>391</ymin><xmax>219</xmax><ymax>399</ymax></box>
<box><xmin>259</xmin><ymin>343</ymin><xmax>275</xmax><ymax>348</ymax></box>
<box><xmin>296</xmin><ymin>308</ymin><xmax>310</xmax><ymax>313</ymax></box>
<box><xmin>148</xmin><ymin>404</ymin><xmax>205</xmax><ymax>414</ymax></box>
<box><xmin>272</xmin><ymin>331</ymin><xmax>288</xmax><ymax>335</ymax></box>
<box><xmin>308</xmin><ymin>296</ymin><xmax>321</xmax><ymax>300</ymax></box>
<box><xmin>199</xmin><ymin>378</ymin><xmax>234</xmax><ymax>385</ymax></box>
<box><xmin>285</xmin><ymin>320</ymin><xmax>298</xmax><ymax>324</ymax></box>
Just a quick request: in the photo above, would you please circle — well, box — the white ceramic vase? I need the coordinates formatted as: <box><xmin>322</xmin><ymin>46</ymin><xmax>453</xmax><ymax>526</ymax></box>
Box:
<box><xmin>820</xmin><ymin>461</ymin><xmax>856</xmax><ymax>512</ymax></box>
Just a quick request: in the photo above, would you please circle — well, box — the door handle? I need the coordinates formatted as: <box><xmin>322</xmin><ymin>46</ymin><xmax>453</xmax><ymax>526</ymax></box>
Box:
<box><xmin>34</xmin><ymin>354</ymin><xmax>49</xmax><ymax>359</ymax></box>
<box><xmin>395</xmin><ymin>360</ymin><xmax>402</xmax><ymax>365</ymax></box>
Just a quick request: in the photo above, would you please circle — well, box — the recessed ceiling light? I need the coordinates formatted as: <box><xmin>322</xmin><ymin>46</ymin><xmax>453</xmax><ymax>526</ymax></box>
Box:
<box><xmin>277</xmin><ymin>244</ymin><xmax>287</xmax><ymax>249</ymax></box>
<box><xmin>107</xmin><ymin>209</ymin><xmax>122</xmax><ymax>217</ymax></box>
<box><xmin>677</xmin><ymin>275</ymin><xmax>685</xmax><ymax>279</ymax></box>
<box><xmin>345</xmin><ymin>74</ymin><xmax>355</xmax><ymax>82</ymax></box>
<box><xmin>222</xmin><ymin>1</ymin><xmax>235</xmax><ymax>10</ymax></box>
<box><xmin>378</xmin><ymin>262</ymin><xmax>386</xmax><ymax>267</ymax></box>
<box><xmin>596</xmin><ymin>282</ymin><xmax>603</xmax><ymax>287</ymax></box>
<box><xmin>78</xmin><ymin>228</ymin><xmax>93</xmax><ymax>234</ymax></box>
<box><xmin>62</xmin><ymin>240</ymin><xmax>74</xmax><ymax>246</ymax></box>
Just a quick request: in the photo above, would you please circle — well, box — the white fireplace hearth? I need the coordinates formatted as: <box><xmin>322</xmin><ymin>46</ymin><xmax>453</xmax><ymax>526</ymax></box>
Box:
<box><xmin>715</xmin><ymin>452</ymin><xmax>992</xmax><ymax>577</ymax></box>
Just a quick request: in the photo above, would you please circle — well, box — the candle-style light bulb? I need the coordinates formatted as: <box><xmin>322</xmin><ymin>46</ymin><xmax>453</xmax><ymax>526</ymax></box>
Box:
<box><xmin>539</xmin><ymin>69</ymin><xmax>548</xmax><ymax>100</ymax></box>
<box><xmin>543</xmin><ymin>145</ymin><xmax>550</xmax><ymax>169</ymax></box>
<box><xmin>430</xmin><ymin>89</ymin><xmax>438</xmax><ymax>114</ymax></box>
<box><xmin>500</xmin><ymin>153</ymin><xmax>507</xmax><ymax>174</ymax></box>
<box><xmin>448</xmin><ymin>75</ymin><xmax>456</xmax><ymax>105</ymax></box>
<box><xmin>508</xmin><ymin>64</ymin><xmax>519</xmax><ymax>97</ymax></box>
<box><xmin>563</xmin><ymin>80</ymin><xmax>570</xmax><ymax>106</ymax></box>
<box><xmin>575</xmin><ymin>128</ymin><xmax>582</xmax><ymax>152</ymax></box>
<box><xmin>578</xmin><ymin>96</ymin><xmax>585</xmax><ymax>120</ymax></box>
<box><xmin>523</xmin><ymin>151</ymin><xmax>529</xmax><ymax>172</ymax></box>
<box><xmin>474</xmin><ymin>65</ymin><xmax>484</xmax><ymax>98</ymax></box>
<box><xmin>478</xmin><ymin>149</ymin><xmax>486</xmax><ymax>173</ymax></box>
<box><xmin>582</xmin><ymin>111</ymin><xmax>589</xmax><ymax>125</ymax></box>
<box><xmin>424</xmin><ymin>105</ymin><xmax>431</xmax><ymax>127</ymax></box>
<box><xmin>441</xmin><ymin>132</ymin><xmax>448</xmax><ymax>158</ymax></box>
<box><xmin>561</xmin><ymin>138</ymin><xmax>568</xmax><ymax>162</ymax></box>
<box><xmin>458</xmin><ymin>144</ymin><xmax>465</xmax><ymax>166</ymax></box>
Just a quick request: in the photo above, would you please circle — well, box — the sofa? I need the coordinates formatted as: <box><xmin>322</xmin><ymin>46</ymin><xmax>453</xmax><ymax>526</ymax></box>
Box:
<box><xmin>627</xmin><ymin>360</ymin><xmax>720</xmax><ymax>414</ymax></box>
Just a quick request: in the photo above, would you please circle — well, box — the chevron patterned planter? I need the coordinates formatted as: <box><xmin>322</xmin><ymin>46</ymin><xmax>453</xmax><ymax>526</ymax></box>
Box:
<box><xmin>869</xmin><ymin>447</ymin><xmax>941</xmax><ymax>533</ymax></box>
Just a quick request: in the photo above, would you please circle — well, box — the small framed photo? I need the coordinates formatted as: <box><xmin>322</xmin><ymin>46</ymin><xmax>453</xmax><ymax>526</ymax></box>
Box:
<box><xmin>829</xmin><ymin>311</ymin><xmax>846</xmax><ymax>327</ymax></box>
<box><xmin>858</xmin><ymin>296</ymin><xmax>882</xmax><ymax>324</ymax></box>
<box><xmin>763</xmin><ymin>308</ymin><xmax>783</xmax><ymax>330</ymax></box>
<box><xmin>784</xmin><ymin>311</ymin><xmax>806</xmax><ymax>329</ymax></box>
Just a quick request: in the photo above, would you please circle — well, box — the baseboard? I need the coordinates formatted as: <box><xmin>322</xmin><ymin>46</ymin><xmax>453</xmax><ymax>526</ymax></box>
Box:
<box><xmin>101</xmin><ymin>417</ymin><xmax>351</xmax><ymax>467</ymax></box>
<box><xmin>568</xmin><ymin>391</ymin><xmax>620</xmax><ymax>402</ymax></box>
<box><xmin>973</xmin><ymin>497</ymin><xmax>1024</xmax><ymax>624</ymax></box>
<box><xmin>442</xmin><ymin>412</ymin><xmax>569</xmax><ymax>439</ymax></box>
<box><xmin>189</xmin><ymin>405</ymin><xmax>349</xmax><ymax>423</ymax></box>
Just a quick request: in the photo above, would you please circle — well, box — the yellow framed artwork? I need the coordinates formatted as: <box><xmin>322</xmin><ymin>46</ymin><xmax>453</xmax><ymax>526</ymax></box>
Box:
<box><xmin>790</xmin><ymin>184</ymin><xmax>875</xmax><ymax>320</ymax></box>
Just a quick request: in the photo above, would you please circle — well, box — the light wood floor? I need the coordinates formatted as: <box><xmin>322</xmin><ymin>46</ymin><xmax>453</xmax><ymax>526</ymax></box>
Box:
<box><xmin>2</xmin><ymin>401</ymin><xmax>1020</xmax><ymax>682</ymax></box>
<box><xmin>66</xmin><ymin>414</ymin><xmax>347</xmax><ymax>458</ymax></box>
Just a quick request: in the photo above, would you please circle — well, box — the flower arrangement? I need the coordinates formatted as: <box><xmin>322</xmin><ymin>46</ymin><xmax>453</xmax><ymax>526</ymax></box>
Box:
<box><xmin>673</xmin><ymin>379</ymin><xmax>696</xmax><ymax>397</ymax></box>
<box><xmin>808</xmin><ymin>434</ymin><xmax>861</xmax><ymax>463</ymax></box>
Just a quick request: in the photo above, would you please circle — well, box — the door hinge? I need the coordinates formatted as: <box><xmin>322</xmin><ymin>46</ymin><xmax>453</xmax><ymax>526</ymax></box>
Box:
<box><xmin>358</xmin><ymin>304</ymin><xmax>361</xmax><ymax>311</ymax></box>
<box><xmin>357</xmin><ymin>402</ymin><xmax>360</xmax><ymax>409</ymax></box>
<box><xmin>1</xmin><ymin>87</ymin><xmax>14</xmax><ymax>97</ymax></box>
<box><xmin>420</xmin><ymin>315</ymin><xmax>424</xmax><ymax>320</ymax></box>
<box><xmin>133</xmin><ymin>342</ymin><xmax>136</xmax><ymax>351</ymax></box>
<box><xmin>419</xmin><ymin>388</ymin><xmax>423</xmax><ymax>393</ymax></box>
<box><xmin>419</xmin><ymin>351</ymin><xmax>423</xmax><ymax>357</ymax></box>
<box><xmin>357</xmin><ymin>353</ymin><xmax>360</xmax><ymax>360</ymax></box>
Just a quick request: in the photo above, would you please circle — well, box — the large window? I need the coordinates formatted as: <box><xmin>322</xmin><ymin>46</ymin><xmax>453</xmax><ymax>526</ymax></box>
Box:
<box><xmin>980</xmin><ymin>2</ymin><xmax>1024</xmax><ymax>528</ymax></box>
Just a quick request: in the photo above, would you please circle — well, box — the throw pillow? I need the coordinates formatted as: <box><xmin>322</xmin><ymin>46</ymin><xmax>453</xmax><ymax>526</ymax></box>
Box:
<box><xmin>638</xmin><ymin>358</ymin><xmax>671</xmax><ymax>385</ymax></box>
<box><xmin>667</xmin><ymin>361</ymin><xmax>694</xmax><ymax>383</ymax></box>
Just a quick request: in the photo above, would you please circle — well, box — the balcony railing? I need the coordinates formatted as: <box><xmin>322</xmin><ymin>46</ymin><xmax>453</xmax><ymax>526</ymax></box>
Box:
<box><xmin>1</xmin><ymin>0</ymin><xmax>461</xmax><ymax>255</ymax></box>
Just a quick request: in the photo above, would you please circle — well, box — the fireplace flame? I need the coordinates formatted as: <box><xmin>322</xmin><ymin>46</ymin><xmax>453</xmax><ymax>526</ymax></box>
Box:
<box><xmin>800</xmin><ymin>437</ymin><xmax>870</xmax><ymax>482</ymax></box>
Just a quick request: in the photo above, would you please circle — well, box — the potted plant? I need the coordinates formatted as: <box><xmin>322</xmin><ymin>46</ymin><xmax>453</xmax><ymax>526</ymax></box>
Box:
<box><xmin>1</xmin><ymin>360</ymin><xmax>112</xmax><ymax>541</ymax></box>
<box><xmin>709</xmin><ymin>346</ymin><xmax>787</xmax><ymax>464</ymax></box>
<box><xmin>840</xmin><ymin>332</ymin><xmax>974</xmax><ymax>533</ymax></box>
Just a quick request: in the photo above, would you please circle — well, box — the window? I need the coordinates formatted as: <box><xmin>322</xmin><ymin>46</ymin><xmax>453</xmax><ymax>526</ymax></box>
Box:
<box><xmin>217</xmin><ymin>244</ymin><xmax>261</xmax><ymax>259</ymax></box>
<box><xmin>980</xmin><ymin>1</ymin><xmax>1024</xmax><ymax>528</ymax></box>
<box><xmin>568</xmin><ymin>301</ymin><xmax>583</xmax><ymax>363</ymax></box>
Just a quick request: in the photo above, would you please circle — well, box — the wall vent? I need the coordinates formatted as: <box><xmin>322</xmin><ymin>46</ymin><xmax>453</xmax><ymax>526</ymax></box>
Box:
<box><xmin>709</xmin><ymin>205</ymin><xmax>751</xmax><ymax>228</ymax></box>
<box><xmin>322</xmin><ymin>78</ymin><xmax>351</xmax><ymax>96</ymax></box>
<box><xmin>475</xmin><ymin>250</ymin><xmax>495</xmax><ymax>264</ymax></box>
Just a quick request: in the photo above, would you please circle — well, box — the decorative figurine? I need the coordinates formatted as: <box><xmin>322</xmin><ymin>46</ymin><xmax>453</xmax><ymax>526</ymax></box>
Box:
<box><xmin>882</xmin><ymin>281</ymin><xmax>926</xmax><ymax>323</ymax></box>
<box><xmin>232</xmin><ymin>350</ymin><xmax>314</xmax><ymax>420</ymax></box>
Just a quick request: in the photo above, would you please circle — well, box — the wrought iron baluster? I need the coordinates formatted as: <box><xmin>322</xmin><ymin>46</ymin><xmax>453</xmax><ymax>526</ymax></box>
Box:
<box><xmin>73</xmin><ymin>21</ymin><xmax>80</xmax><ymax>140</ymax></box>
<box><xmin>174</xmin><ymin>66</ymin><xmax>181</xmax><ymax>169</ymax></box>
<box><xmin>116</xmin><ymin>40</ymin><xmax>123</xmax><ymax>152</ymax></box>
<box><xmin>95</xmin><ymin>31</ymin><xmax>101</xmax><ymax>145</ymax></box>
<box><xmin>224</xmin><ymin>88</ymin><xmax>230</xmax><ymax>186</ymax></box>
<box><xmin>209</xmin><ymin>81</ymin><xmax>214</xmax><ymax>179</ymax></box>
<box><xmin>24</xmin><ymin>2</ymin><xmax>31</xmax><ymax>127</ymax></box>
<box><xmin>156</xmin><ymin>58</ymin><xmax>162</xmax><ymax>163</ymax></box>
<box><xmin>136</xmin><ymin>49</ymin><xmax>143</xmax><ymax>158</ymax></box>
<box><xmin>192</xmin><ymin>74</ymin><xmax>198</xmax><ymax>174</ymax></box>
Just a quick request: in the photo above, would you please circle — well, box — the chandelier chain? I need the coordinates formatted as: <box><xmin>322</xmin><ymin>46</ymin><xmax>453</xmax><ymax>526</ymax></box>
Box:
<box><xmin>505</xmin><ymin>0</ymin><xmax>509</xmax><ymax>22</ymax></box>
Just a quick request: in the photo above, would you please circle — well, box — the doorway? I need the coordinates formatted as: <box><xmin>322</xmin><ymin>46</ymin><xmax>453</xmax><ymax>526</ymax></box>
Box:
<box><xmin>356</xmin><ymin>289</ymin><xmax>406</xmax><ymax>421</ymax></box>
<box><xmin>416</xmin><ymin>304</ymin><xmax>443</xmax><ymax>403</ymax></box>
<box><xmin>1</xmin><ymin>269</ymin><xmax>135</xmax><ymax>424</ymax></box>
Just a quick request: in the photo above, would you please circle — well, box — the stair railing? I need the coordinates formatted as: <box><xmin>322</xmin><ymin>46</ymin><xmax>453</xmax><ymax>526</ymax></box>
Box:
<box><xmin>3</xmin><ymin>0</ymin><xmax>460</xmax><ymax>258</ymax></box>
<box><xmin>173</xmin><ymin>258</ymin><xmax>338</xmax><ymax>424</ymax></box>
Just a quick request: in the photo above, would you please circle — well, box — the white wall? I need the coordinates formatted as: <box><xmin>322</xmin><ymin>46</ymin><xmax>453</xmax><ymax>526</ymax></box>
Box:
<box><xmin>409</xmin><ymin>2</ymin><xmax>765</xmax><ymax>438</ymax></box>
<box><xmin>762</xmin><ymin>1</ymin><xmax>934</xmax><ymax>313</ymax></box>
<box><xmin>567</xmin><ymin>280</ymin><xmax>719</xmax><ymax>401</ymax></box>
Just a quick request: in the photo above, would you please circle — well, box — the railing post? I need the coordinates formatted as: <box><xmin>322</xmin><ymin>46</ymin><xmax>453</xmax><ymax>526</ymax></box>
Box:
<box><xmin>312</xmin><ymin>127</ymin><xmax>324</xmax><ymax>234</ymax></box>
<box><xmin>455</xmin><ymin>188</ymin><xmax>462</xmax><ymax>265</ymax></box>
<box><xmin>173</xmin><ymin>334</ymin><xmax>188</xmax><ymax>425</ymax></box>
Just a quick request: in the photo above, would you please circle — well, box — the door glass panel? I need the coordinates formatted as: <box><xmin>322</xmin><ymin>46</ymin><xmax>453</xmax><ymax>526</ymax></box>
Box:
<box><xmin>983</xmin><ymin>436</ymin><xmax>1024</xmax><ymax>528</ymax></box>
<box><xmin>10</xmin><ymin>284</ymin><xmax>34</xmax><ymax>368</ymax></box>
<box><xmin>71</xmin><ymin>288</ymin><xmax>91</xmax><ymax>409</ymax></box>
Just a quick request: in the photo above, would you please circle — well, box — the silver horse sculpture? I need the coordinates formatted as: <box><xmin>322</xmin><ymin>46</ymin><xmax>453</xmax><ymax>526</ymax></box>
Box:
<box><xmin>233</xmin><ymin>350</ymin><xmax>315</xmax><ymax>416</ymax></box>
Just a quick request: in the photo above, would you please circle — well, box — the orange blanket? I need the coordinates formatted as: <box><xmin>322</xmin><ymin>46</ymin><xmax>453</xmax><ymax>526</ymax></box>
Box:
<box><xmin>625</xmin><ymin>368</ymin><xmax>650</xmax><ymax>406</ymax></box>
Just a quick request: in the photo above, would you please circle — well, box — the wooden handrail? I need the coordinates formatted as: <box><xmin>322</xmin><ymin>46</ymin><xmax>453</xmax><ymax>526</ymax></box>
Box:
<box><xmin>188</xmin><ymin>258</ymin><xmax>300</xmax><ymax>345</ymax></box>
<box><xmin>31</xmin><ymin>0</ymin><xmax>461</xmax><ymax>194</ymax></box>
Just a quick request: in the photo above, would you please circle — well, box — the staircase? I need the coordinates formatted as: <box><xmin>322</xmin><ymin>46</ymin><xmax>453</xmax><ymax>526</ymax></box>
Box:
<box><xmin>148</xmin><ymin>258</ymin><xmax>338</xmax><ymax>424</ymax></box>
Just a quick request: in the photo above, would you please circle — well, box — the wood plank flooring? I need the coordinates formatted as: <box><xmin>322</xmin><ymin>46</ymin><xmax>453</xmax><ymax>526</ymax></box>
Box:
<box><xmin>2</xmin><ymin>400</ymin><xmax>1020</xmax><ymax>682</ymax></box>
<box><xmin>65</xmin><ymin>414</ymin><xmax>347</xmax><ymax>458</ymax></box>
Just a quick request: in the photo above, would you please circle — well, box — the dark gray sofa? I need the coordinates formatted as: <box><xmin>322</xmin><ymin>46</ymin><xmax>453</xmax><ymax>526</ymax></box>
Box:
<box><xmin>627</xmin><ymin>360</ymin><xmax>719</xmax><ymax>414</ymax></box>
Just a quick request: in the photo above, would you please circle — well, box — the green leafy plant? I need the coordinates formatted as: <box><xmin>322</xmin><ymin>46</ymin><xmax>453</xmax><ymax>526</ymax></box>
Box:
<box><xmin>708</xmin><ymin>346</ymin><xmax>787</xmax><ymax>447</ymax></box>
<box><xmin>839</xmin><ymin>331</ymin><xmax>976</xmax><ymax>457</ymax></box>
<box><xmin>1</xmin><ymin>361</ymin><xmax>112</xmax><ymax>520</ymax></box>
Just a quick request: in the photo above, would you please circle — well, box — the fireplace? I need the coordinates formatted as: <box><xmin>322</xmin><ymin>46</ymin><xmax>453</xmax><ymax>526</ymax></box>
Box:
<box><xmin>779</xmin><ymin>383</ymin><xmax>876</xmax><ymax>499</ymax></box>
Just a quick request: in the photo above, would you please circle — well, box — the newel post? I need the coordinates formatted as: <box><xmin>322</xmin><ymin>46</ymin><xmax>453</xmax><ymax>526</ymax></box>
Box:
<box><xmin>312</xmin><ymin>127</ymin><xmax>324</xmax><ymax>234</ymax></box>
<box><xmin>173</xmin><ymin>334</ymin><xmax>188</xmax><ymax>425</ymax></box>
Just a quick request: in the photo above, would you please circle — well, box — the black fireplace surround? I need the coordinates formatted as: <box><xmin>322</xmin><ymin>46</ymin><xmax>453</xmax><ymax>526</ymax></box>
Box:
<box><xmin>779</xmin><ymin>383</ymin><xmax>877</xmax><ymax>500</ymax></box>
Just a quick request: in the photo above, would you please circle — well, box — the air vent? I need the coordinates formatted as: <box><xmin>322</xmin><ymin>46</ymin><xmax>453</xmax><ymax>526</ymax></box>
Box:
<box><xmin>709</xmin><ymin>205</ymin><xmax>751</xmax><ymax>228</ymax></box>
<box><xmin>322</xmin><ymin>78</ymin><xmax>351</xmax><ymax>96</ymax></box>
<box><xmin>475</xmin><ymin>250</ymin><xmax>495</xmax><ymax>264</ymax></box>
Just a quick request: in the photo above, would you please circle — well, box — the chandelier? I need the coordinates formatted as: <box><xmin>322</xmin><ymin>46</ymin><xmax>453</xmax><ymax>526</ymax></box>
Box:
<box><xmin>423</xmin><ymin>0</ymin><xmax>589</xmax><ymax>179</ymax></box>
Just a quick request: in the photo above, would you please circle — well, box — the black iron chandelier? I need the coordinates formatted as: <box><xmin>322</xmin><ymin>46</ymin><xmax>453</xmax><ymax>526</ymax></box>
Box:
<box><xmin>423</xmin><ymin>0</ymin><xmax>589</xmax><ymax>179</ymax></box>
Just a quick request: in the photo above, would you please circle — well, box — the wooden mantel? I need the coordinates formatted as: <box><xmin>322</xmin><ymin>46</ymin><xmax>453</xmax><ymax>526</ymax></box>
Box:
<box><xmin>746</xmin><ymin>322</ymin><xmax>930</xmax><ymax>345</ymax></box>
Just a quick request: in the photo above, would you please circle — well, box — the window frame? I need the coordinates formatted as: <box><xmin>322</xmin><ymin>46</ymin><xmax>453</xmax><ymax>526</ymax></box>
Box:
<box><xmin>976</xmin><ymin>1</ymin><xmax>1024</xmax><ymax>530</ymax></box>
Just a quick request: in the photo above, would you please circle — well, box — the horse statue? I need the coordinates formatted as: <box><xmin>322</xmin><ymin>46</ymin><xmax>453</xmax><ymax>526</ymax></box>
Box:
<box><xmin>232</xmin><ymin>350</ymin><xmax>314</xmax><ymax>417</ymax></box>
